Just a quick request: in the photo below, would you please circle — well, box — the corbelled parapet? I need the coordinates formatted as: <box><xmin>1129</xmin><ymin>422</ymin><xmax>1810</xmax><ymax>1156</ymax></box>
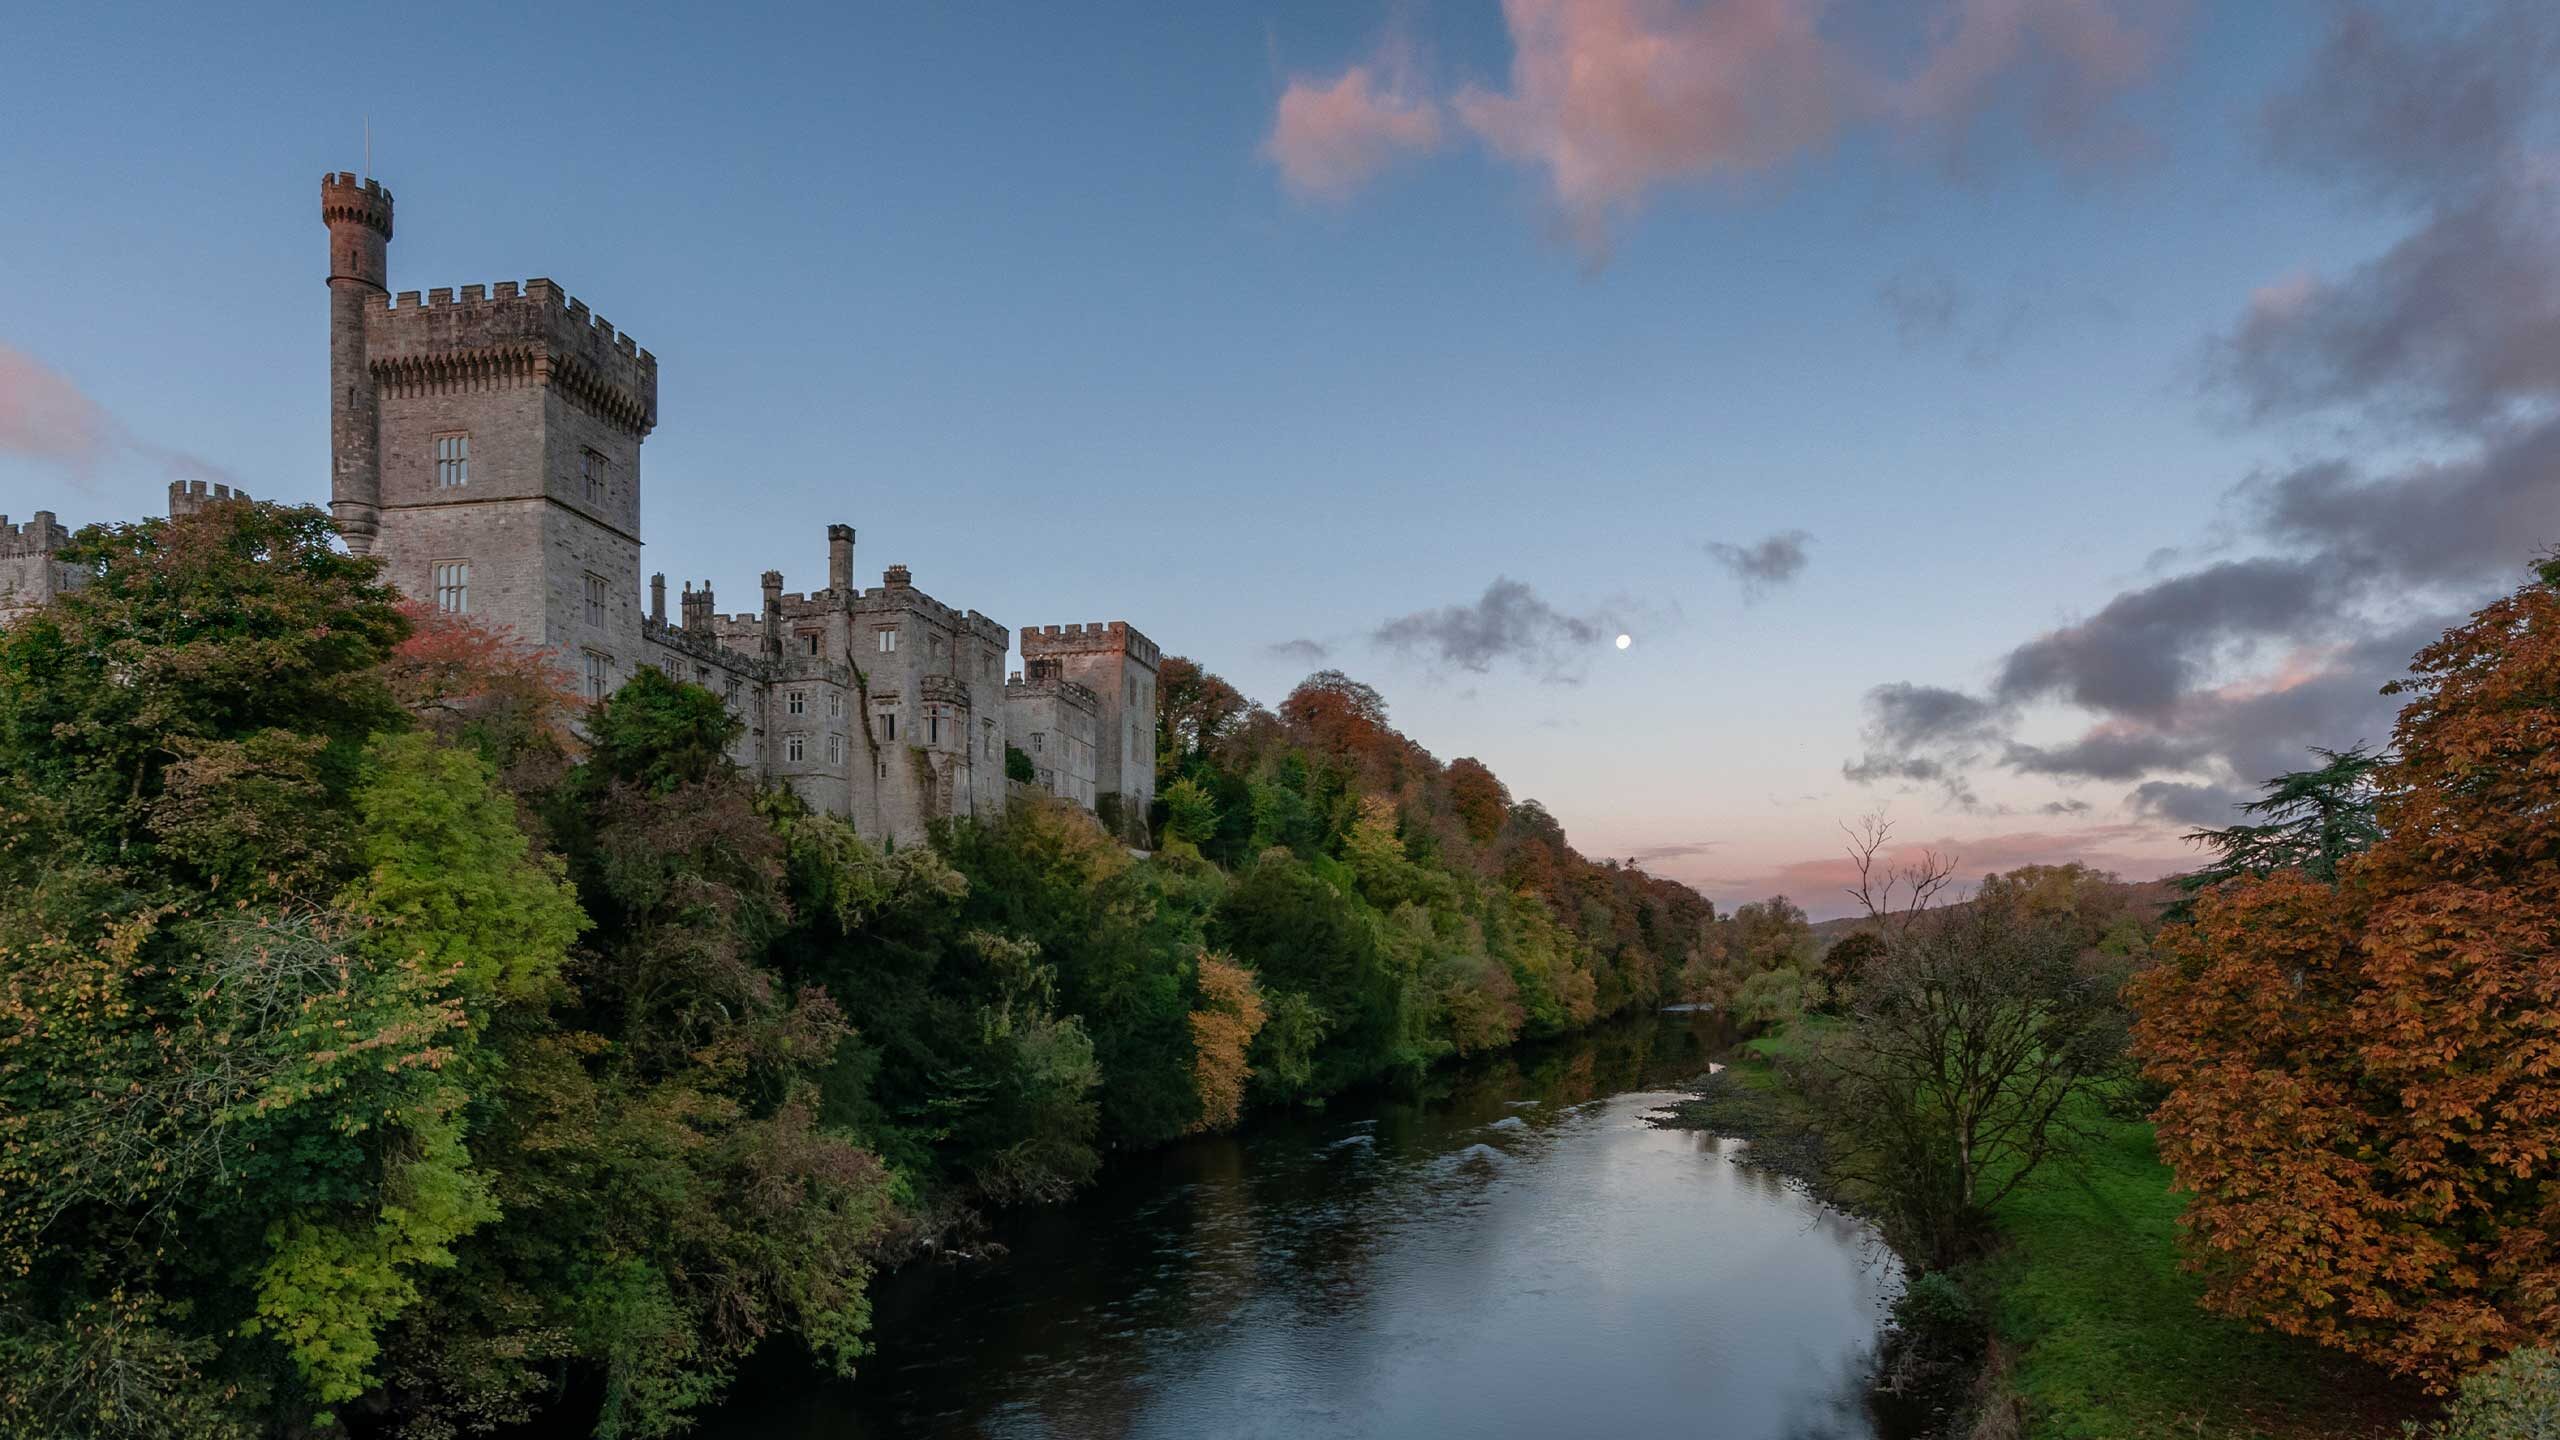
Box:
<box><xmin>320</xmin><ymin>172</ymin><xmax>394</xmax><ymax>246</ymax></box>
<box><xmin>367</xmin><ymin>277</ymin><xmax>658</xmax><ymax>436</ymax></box>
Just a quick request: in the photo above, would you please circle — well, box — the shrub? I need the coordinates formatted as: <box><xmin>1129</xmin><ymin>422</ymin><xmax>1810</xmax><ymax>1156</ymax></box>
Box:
<box><xmin>2403</xmin><ymin>1350</ymin><xmax>2560</xmax><ymax>1440</ymax></box>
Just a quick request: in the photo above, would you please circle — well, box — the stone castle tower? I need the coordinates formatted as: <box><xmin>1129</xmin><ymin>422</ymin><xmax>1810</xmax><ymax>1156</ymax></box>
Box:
<box><xmin>321</xmin><ymin>172</ymin><xmax>657</xmax><ymax>690</ymax></box>
<box><xmin>5</xmin><ymin>171</ymin><xmax>1169</xmax><ymax>848</ymax></box>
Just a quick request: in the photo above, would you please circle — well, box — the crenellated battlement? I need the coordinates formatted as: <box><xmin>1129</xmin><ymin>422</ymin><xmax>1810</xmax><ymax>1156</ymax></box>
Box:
<box><xmin>1020</xmin><ymin>620</ymin><xmax>1162</xmax><ymax>670</ymax></box>
<box><xmin>0</xmin><ymin>511</ymin><xmax>70</xmax><ymax>558</ymax></box>
<box><xmin>368</xmin><ymin>276</ymin><xmax>657</xmax><ymax>434</ymax></box>
<box><xmin>166</xmin><ymin>479</ymin><xmax>251</xmax><ymax>518</ymax></box>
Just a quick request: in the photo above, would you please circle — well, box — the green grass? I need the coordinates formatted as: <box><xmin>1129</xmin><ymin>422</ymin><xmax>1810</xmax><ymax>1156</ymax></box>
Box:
<box><xmin>1977</xmin><ymin>1109</ymin><xmax>2419</xmax><ymax>1440</ymax></box>
<box><xmin>1729</xmin><ymin>1021</ymin><xmax>2421</xmax><ymax>1440</ymax></box>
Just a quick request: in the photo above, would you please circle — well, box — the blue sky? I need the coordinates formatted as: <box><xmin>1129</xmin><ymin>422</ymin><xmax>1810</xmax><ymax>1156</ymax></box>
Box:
<box><xmin>4</xmin><ymin>2</ymin><xmax>2550</xmax><ymax>913</ymax></box>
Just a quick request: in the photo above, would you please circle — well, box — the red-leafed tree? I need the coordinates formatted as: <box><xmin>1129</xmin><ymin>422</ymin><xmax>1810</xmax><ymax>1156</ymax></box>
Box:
<box><xmin>2131</xmin><ymin>557</ymin><xmax>2560</xmax><ymax>1390</ymax></box>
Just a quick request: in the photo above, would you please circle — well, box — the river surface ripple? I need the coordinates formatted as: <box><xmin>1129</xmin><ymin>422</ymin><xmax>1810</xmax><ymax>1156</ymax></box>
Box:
<box><xmin>701</xmin><ymin>1009</ymin><xmax>1904</xmax><ymax>1439</ymax></box>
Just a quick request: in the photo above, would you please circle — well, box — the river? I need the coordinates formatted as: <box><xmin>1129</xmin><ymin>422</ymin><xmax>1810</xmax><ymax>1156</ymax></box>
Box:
<box><xmin>699</xmin><ymin>1008</ymin><xmax>1905</xmax><ymax>1439</ymax></box>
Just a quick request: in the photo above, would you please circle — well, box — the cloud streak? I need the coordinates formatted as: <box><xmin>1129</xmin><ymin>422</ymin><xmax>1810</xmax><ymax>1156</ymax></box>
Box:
<box><xmin>1373</xmin><ymin>576</ymin><xmax>1618</xmax><ymax>683</ymax></box>
<box><xmin>0</xmin><ymin>342</ymin><xmax>232</xmax><ymax>493</ymax></box>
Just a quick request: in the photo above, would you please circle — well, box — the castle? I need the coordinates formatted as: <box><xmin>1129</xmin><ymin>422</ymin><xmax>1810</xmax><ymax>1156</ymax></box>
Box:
<box><xmin>5</xmin><ymin>173</ymin><xmax>1160</xmax><ymax>847</ymax></box>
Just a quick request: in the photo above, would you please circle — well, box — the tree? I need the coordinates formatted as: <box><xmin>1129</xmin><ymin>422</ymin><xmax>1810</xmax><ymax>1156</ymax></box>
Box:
<box><xmin>1802</xmin><ymin>819</ymin><xmax>2121</xmax><ymax>1265</ymax></box>
<box><xmin>1446</xmin><ymin>757</ymin><xmax>1510</xmax><ymax>845</ymax></box>
<box><xmin>0</xmin><ymin>500</ymin><xmax>406</xmax><ymax>868</ymax></box>
<box><xmin>1161</xmin><ymin>776</ymin><xmax>1220</xmax><ymax>848</ymax></box>
<box><xmin>1155</xmin><ymin>655</ymin><xmax>1246</xmax><ymax>779</ymax></box>
<box><xmin>1212</xmin><ymin>850</ymin><xmax>1402</xmax><ymax>1097</ymax></box>
<box><xmin>2176</xmin><ymin>745</ymin><xmax>2386</xmax><ymax>902</ymax></box>
<box><xmin>2132</xmin><ymin>558</ymin><xmax>2560</xmax><ymax>1390</ymax></box>
<box><xmin>1187</xmin><ymin>953</ymin><xmax>1266</xmax><ymax>1132</ymax></box>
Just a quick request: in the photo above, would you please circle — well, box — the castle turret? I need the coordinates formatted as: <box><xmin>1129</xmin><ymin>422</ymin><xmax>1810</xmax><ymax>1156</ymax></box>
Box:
<box><xmin>760</xmin><ymin>569</ymin><xmax>784</xmax><ymax>659</ymax></box>
<box><xmin>682</xmin><ymin>579</ymin><xmax>713</xmax><ymax>631</ymax></box>
<box><xmin>650</xmin><ymin>572</ymin><xmax>667</xmax><ymax>625</ymax></box>
<box><xmin>321</xmin><ymin>172</ymin><xmax>393</xmax><ymax>554</ymax></box>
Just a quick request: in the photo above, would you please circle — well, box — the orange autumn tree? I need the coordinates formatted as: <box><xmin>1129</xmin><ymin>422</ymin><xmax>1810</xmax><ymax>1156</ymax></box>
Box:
<box><xmin>2131</xmin><ymin>556</ymin><xmax>2560</xmax><ymax>1390</ymax></box>
<box><xmin>1187</xmin><ymin>951</ymin><xmax>1267</xmax><ymax>1133</ymax></box>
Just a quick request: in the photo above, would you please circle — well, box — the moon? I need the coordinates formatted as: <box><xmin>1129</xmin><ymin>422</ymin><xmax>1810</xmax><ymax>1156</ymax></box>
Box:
<box><xmin>1615</xmin><ymin>633</ymin><xmax>1633</xmax><ymax>650</ymax></box>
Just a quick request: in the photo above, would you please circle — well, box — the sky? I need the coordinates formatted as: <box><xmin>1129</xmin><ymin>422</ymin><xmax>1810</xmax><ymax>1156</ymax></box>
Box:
<box><xmin>3</xmin><ymin>2</ymin><xmax>2556</xmax><ymax>916</ymax></box>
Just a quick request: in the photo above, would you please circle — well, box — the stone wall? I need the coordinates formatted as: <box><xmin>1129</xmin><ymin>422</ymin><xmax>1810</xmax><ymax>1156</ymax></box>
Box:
<box><xmin>1019</xmin><ymin>621</ymin><xmax>1161</xmax><ymax>832</ymax></box>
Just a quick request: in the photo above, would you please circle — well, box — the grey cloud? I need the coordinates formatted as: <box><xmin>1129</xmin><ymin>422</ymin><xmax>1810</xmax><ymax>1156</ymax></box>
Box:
<box><xmin>1991</xmin><ymin>558</ymin><xmax>2339</xmax><ymax>717</ymax></box>
<box><xmin>1704</xmin><ymin>530</ymin><xmax>1813</xmax><ymax>599</ymax></box>
<box><xmin>2039</xmin><ymin>799</ymin><xmax>2094</xmax><ymax>817</ymax></box>
<box><xmin>1861</xmin><ymin>682</ymin><xmax>2005</xmax><ymax>752</ymax></box>
<box><xmin>2248</xmin><ymin>416</ymin><xmax>2560</xmax><ymax>588</ymax></box>
<box><xmin>2128</xmin><ymin>780</ymin><xmax>2248</xmax><ymax>828</ymax></box>
<box><xmin>2264</xmin><ymin>2</ymin><xmax>2559</xmax><ymax>208</ymax></box>
<box><xmin>2210</xmin><ymin>180</ymin><xmax>2560</xmax><ymax>432</ymax></box>
<box><xmin>1265</xmin><ymin>637</ymin><xmax>1331</xmax><ymax>665</ymax></box>
<box><xmin>1373</xmin><ymin>577</ymin><xmax>1615</xmax><ymax>683</ymax></box>
<box><xmin>2004</xmin><ymin>729</ymin><xmax>2211</xmax><ymax>782</ymax></box>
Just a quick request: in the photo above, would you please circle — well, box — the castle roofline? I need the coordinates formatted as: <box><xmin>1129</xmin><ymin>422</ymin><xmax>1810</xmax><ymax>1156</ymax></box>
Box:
<box><xmin>1020</xmin><ymin>620</ymin><xmax>1161</xmax><ymax>669</ymax></box>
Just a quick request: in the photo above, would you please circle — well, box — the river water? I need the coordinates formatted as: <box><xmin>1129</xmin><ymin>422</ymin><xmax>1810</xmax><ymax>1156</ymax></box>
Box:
<box><xmin>700</xmin><ymin>1008</ymin><xmax>1904</xmax><ymax>1439</ymax></box>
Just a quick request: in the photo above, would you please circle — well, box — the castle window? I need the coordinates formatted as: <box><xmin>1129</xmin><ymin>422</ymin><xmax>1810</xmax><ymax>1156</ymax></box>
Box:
<box><xmin>877</xmin><ymin>628</ymin><xmax>898</xmax><ymax>654</ymax></box>
<box><xmin>802</xmin><ymin>631</ymin><xmax>821</xmax><ymax>656</ymax></box>
<box><xmin>787</xmin><ymin>734</ymin><xmax>805</xmax><ymax>763</ymax></box>
<box><xmin>582</xmin><ymin>650</ymin><xmax>612</xmax><ymax>703</ymax></box>
<box><xmin>828</xmin><ymin>692</ymin><xmax>842</xmax><ymax>718</ymax></box>
<box><xmin>431</xmin><ymin>560</ymin><xmax>469</xmax><ymax>615</ymax></box>
<box><xmin>583</xmin><ymin>572</ymin><xmax>607</xmax><ymax>628</ymax></box>
<box><xmin>787</xmin><ymin>689</ymin><xmax>806</xmax><ymax>716</ymax></box>
<box><xmin>927</xmin><ymin>710</ymin><xmax>941</xmax><ymax>745</ymax></box>
<box><xmin>880</xmin><ymin>711</ymin><xmax>897</xmax><ymax>742</ymax></box>
<box><xmin>581</xmin><ymin>448</ymin><xmax>608</xmax><ymax>504</ymax></box>
<box><xmin>1031</xmin><ymin>732</ymin><xmax>1044</xmax><ymax>754</ymax></box>
<box><xmin>877</xmin><ymin>759</ymin><xmax>889</xmax><ymax>781</ymax></box>
<box><xmin>827</xmin><ymin>734</ymin><xmax>844</xmax><ymax>764</ymax></box>
<box><xmin>435</xmin><ymin>433</ymin><xmax>469</xmax><ymax>488</ymax></box>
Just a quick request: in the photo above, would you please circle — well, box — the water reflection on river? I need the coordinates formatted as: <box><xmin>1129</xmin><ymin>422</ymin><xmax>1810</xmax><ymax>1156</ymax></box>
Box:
<box><xmin>702</xmin><ymin>1008</ymin><xmax>1902</xmax><ymax>1439</ymax></box>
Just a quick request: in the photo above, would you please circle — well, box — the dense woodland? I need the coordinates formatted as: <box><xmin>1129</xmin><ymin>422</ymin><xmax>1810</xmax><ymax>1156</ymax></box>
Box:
<box><xmin>0</xmin><ymin>500</ymin><xmax>1714</xmax><ymax>1438</ymax></box>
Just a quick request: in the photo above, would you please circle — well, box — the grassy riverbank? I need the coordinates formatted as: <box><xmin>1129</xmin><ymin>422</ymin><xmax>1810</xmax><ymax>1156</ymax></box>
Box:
<box><xmin>1665</xmin><ymin>1028</ymin><xmax>2421</xmax><ymax>1440</ymax></box>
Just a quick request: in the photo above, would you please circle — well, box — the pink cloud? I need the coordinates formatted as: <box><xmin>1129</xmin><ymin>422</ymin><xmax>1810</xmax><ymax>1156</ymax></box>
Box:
<box><xmin>1455</xmin><ymin>0</ymin><xmax>1843</xmax><ymax>252</ymax></box>
<box><xmin>1278</xmin><ymin>0</ymin><xmax>2179</xmax><ymax>255</ymax></box>
<box><xmin>1893</xmin><ymin>0</ymin><xmax>2169</xmax><ymax>158</ymax></box>
<box><xmin>1266</xmin><ymin>62</ymin><xmax>1443</xmax><ymax>203</ymax></box>
<box><xmin>0</xmin><ymin>342</ymin><xmax>231</xmax><ymax>493</ymax></box>
<box><xmin>0</xmin><ymin>343</ymin><xmax>115</xmax><ymax>481</ymax></box>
